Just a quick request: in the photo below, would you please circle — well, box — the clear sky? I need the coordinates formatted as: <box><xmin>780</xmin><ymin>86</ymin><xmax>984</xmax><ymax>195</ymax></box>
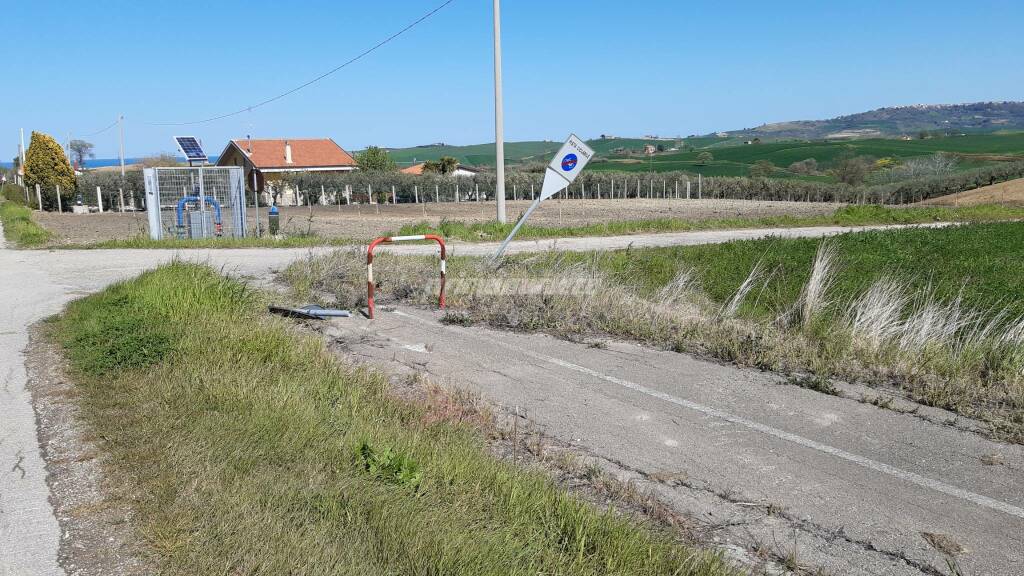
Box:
<box><xmin>2</xmin><ymin>0</ymin><xmax>1022</xmax><ymax>160</ymax></box>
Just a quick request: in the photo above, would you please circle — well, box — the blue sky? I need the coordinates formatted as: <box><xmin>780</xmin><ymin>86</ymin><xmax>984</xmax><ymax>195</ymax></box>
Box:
<box><xmin>2</xmin><ymin>0</ymin><xmax>1022</xmax><ymax>159</ymax></box>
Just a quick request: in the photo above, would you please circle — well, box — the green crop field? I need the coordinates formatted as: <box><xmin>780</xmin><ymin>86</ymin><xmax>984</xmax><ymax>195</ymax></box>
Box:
<box><xmin>384</xmin><ymin>141</ymin><xmax>561</xmax><ymax>167</ymax></box>
<box><xmin>591</xmin><ymin>133</ymin><xmax>1024</xmax><ymax>178</ymax></box>
<box><xmin>382</xmin><ymin>138</ymin><xmax>680</xmax><ymax>168</ymax></box>
<box><xmin>379</xmin><ymin>133</ymin><xmax>1024</xmax><ymax>182</ymax></box>
<box><xmin>584</xmin><ymin>221</ymin><xmax>1024</xmax><ymax>318</ymax></box>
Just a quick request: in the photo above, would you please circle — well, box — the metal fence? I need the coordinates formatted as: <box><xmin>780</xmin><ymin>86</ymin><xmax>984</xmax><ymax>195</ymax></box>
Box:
<box><xmin>144</xmin><ymin>167</ymin><xmax>247</xmax><ymax>240</ymax></box>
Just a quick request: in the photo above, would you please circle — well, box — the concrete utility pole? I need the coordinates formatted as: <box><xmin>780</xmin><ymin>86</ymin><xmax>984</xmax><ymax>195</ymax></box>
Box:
<box><xmin>118</xmin><ymin>115</ymin><xmax>126</xmax><ymax>210</ymax></box>
<box><xmin>493</xmin><ymin>0</ymin><xmax>507</xmax><ymax>223</ymax></box>
<box><xmin>118</xmin><ymin>115</ymin><xmax>125</xmax><ymax>180</ymax></box>
<box><xmin>19</xmin><ymin>128</ymin><xmax>27</xmax><ymax>187</ymax></box>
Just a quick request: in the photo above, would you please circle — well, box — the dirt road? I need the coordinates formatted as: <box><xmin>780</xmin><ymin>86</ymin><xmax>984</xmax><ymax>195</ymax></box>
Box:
<box><xmin>0</xmin><ymin>220</ymin><xmax>1014</xmax><ymax>576</ymax></box>
<box><xmin>34</xmin><ymin>199</ymin><xmax>842</xmax><ymax>244</ymax></box>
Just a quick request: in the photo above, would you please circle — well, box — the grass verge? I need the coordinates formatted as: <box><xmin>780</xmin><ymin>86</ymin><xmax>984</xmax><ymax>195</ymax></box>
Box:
<box><xmin>284</xmin><ymin>222</ymin><xmax>1024</xmax><ymax>442</ymax></box>
<box><xmin>54</xmin><ymin>262</ymin><xmax>732</xmax><ymax>576</ymax></box>
<box><xmin>392</xmin><ymin>204</ymin><xmax>1024</xmax><ymax>242</ymax></box>
<box><xmin>71</xmin><ymin>234</ymin><xmax>355</xmax><ymax>249</ymax></box>
<box><xmin>0</xmin><ymin>201</ymin><xmax>52</xmax><ymax>247</ymax></box>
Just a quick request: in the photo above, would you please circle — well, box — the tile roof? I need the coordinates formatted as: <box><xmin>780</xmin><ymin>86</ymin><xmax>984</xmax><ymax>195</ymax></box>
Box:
<box><xmin>228</xmin><ymin>138</ymin><xmax>356</xmax><ymax>169</ymax></box>
<box><xmin>400</xmin><ymin>163</ymin><xmax>426</xmax><ymax>175</ymax></box>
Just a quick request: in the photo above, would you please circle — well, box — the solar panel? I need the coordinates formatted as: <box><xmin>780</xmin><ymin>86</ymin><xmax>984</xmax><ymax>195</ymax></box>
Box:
<box><xmin>174</xmin><ymin>136</ymin><xmax>208</xmax><ymax>162</ymax></box>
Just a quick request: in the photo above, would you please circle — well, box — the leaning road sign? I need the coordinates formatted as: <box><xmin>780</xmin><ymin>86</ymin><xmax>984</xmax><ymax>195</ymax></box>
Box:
<box><xmin>540</xmin><ymin>134</ymin><xmax>595</xmax><ymax>200</ymax></box>
<box><xmin>493</xmin><ymin>134</ymin><xmax>595</xmax><ymax>259</ymax></box>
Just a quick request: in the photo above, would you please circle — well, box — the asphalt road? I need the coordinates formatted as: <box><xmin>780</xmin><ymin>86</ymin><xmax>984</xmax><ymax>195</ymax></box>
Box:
<box><xmin>329</xmin><ymin>307</ymin><xmax>1024</xmax><ymax>575</ymax></box>
<box><xmin>1</xmin><ymin>220</ymin><xmax>1017</xmax><ymax>576</ymax></box>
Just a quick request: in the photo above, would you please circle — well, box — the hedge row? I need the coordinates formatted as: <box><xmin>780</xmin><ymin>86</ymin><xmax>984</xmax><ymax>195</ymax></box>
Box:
<box><xmin>55</xmin><ymin>160</ymin><xmax>1024</xmax><ymax>212</ymax></box>
<box><xmin>280</xmin><ymin>161</ymin><xmax>1024</xmax><ymax>205</ymax></box>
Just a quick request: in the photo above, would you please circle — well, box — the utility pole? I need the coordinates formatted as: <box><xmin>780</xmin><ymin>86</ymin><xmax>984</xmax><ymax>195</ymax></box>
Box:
<box><xmin>118</xmin><ymin>115</ymin><xmax>125</xmax><ymax>179</ymax></box>
<box><xmin>19</xmin><ymin>128</ymin><xmax>27</xmax><ymax>187</ymax></box>
<box><xmin>118</xmin><ymin>115</ymin><xmax>126</xmax><ymax>210</ymax></box>
<box><xmin>493</xmin><ymin>0</ymin><xmax>507</xmax><ymax>223</ymax></box>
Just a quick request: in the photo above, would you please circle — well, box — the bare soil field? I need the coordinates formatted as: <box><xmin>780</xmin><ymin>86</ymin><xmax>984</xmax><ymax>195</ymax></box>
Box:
<box><xmin>33</xmin><ymin>199</ymin><xmax>844</xmax><ymax>245</ymax></box>
<box><xmin>921</xmin><ymin>177</ymin><xmax>1024</xmax><ymax>207</ymax></box>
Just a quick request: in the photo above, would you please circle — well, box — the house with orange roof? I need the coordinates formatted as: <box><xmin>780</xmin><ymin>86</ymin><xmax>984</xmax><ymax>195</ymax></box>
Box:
<box><xmin>400</xmin><ymin>162</ymin><xmax>480</xmax><ymax>177</ymax></box>
<box><xmin>217</xmin><ymin>138</ymin><xmax>357</xmax><ymax>205</ymax></box>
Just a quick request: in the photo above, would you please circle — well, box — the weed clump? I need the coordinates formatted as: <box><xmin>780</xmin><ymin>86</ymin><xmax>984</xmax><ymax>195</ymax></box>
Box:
<box><xmin>357</xmin><ymin>441</ymin><xmax>423</xmax><ymax>491</ymax></box>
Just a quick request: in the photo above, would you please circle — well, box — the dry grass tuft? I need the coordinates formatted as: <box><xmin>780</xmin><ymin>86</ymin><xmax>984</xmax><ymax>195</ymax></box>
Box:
<box><xmin>285</xmin><ymin>245</ymin><xmax>1024</xmax><ymax>442</ymax></box>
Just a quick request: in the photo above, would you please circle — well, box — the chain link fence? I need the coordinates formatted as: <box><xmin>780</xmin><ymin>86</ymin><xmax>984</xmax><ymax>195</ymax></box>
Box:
<box><xmin>144</xmin><ymin>167</ymin><xmax>247</xmax><ymax>240</ymax></box>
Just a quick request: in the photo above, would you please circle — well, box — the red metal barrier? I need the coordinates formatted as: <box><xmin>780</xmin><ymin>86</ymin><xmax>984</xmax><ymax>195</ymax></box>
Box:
<box><xmin>367</xmin><ymin>234</ymin><xmax>446</xmax><ymax>319</ymax></box>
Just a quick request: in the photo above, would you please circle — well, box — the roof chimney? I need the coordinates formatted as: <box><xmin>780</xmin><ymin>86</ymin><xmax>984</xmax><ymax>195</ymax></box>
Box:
<box><xmin>284</xmin><ymin>140</ymin><xmax>293</xmax><ymax>164</ymax></box>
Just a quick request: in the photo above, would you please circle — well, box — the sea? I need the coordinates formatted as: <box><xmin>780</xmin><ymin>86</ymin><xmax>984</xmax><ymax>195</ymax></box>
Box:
<box><xmin>0</xmin><ymin>156</ymin><xmax>220</xmax><ymax>169</ymax></box>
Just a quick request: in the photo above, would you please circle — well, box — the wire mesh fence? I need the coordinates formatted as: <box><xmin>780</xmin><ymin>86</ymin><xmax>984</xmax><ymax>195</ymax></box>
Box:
<box><xmin>144</xmin><ymin>167</ymin><xmax>247</xmax><ymax>240</ymax></box>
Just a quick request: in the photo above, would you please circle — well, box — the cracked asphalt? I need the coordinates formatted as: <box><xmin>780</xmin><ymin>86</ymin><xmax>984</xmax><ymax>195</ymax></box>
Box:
<box><xmin>325</xmin><ymin>307</ymin><xmax>1024</xmax><ymax>576</ymax></box>
<box><xmin>0</xmin><ymin>220</ymin><xmax>1018</xmax><ymax>575</ymax></box>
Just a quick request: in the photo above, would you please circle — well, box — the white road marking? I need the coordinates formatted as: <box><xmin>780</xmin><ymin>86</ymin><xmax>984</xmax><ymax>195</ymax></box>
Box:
<box><xmin>391</xmin><ymin>309</ymin><xmax>1024</xmax><ymax>520</ymax></box>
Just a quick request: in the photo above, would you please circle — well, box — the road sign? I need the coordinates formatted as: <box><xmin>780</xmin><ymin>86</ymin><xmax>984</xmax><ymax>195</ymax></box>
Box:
<box><xmin>539</xmin><ymin>134</ymin><xmax>595</xmax><ymax>200</ymax></box>
<box><xmin>494</xmin><ymin>134</ymin><xmax>596</xmax><ymax>259</ymax></box>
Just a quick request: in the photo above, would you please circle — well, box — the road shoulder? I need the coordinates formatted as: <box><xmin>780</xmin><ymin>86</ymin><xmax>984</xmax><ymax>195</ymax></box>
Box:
<box><xmin>25</xmin><ymin>323</ymin><xmax>149</xmax><ymax>576</ymax></box>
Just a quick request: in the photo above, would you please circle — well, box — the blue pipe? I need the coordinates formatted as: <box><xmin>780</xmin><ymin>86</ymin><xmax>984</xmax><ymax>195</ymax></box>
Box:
<box><xmin>175</xmin><ymin>195</ymin><xmax>223</xmax><ymax>227</ymax></box>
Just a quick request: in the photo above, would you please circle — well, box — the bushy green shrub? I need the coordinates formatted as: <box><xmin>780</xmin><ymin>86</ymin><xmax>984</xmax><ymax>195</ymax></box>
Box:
<box><xmin>24</xmin><ymin>131</ymin><xmax>76</xmax><ymax>210</ymax></box>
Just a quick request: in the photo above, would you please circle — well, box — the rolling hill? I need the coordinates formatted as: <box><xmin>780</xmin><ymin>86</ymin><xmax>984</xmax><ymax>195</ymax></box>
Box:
<box><xmin>721</xmin><ymin>101</ymin><xmax>1024</xmax><ymax>140</ymax></box>
<box><xmin>374</xmin><ymin>102</ymin><xmax>1024</xmax><ymax>173</ymax></box>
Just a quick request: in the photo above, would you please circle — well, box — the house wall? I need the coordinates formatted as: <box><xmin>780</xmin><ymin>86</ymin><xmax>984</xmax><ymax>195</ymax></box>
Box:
<box><xmin>218</xmin><ymin>145</ymin><xmax>349</xmax><ymax>206</ymax></box>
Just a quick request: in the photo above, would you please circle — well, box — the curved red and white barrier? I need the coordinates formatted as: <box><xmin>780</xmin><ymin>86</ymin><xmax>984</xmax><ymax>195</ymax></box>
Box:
<box><xmin>366</xmin><ymin>235</ymin><xmax>446</xmax><ymax>319</ymax></box>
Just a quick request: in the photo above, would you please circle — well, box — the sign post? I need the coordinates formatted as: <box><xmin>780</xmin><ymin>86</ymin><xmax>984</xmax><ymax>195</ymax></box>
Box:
<box><xmin>492</xmin><ymin>134</ymin><xmax>594</xmax><ymax>259</ymax></box>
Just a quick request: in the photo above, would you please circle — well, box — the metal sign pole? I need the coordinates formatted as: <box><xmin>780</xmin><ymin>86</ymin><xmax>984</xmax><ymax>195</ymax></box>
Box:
<box><xmin>492</xmin><ymin>134</ymin><xmax>594</xmax><ymax>260</ymax></box>
<box><xmin>493</xmin><ymin>196</ymin><xmax>542</xmax><ymax>260</ymax></box>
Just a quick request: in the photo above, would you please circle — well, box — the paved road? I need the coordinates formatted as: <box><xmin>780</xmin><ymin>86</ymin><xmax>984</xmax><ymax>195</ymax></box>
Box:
<box><xmin>330</xmin><ymin>307</ymin><xmax>1024</xmax><ymax>575</ymax></box>
<box><xmin>1</xmin><ymin>220</ymin><xmax>1013</xmax><ymax>576</ymax></box>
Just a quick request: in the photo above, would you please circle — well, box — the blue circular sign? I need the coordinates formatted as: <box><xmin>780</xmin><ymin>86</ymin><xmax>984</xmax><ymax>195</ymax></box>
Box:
<box><xmin>561</xmin><ymin>153</ymin><xmax>578</xmax><ymax>171</ymax></box>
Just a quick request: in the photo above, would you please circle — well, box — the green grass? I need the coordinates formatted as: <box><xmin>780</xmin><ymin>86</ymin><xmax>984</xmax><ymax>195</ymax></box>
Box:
<box><xmin>0</xmin><ymin>201</ymin><xmax>52</xmax><ymax>247</ymax></box>
<box><xmin>594</xmin><ymin>133</ymin><xmax>1024</xmax><ymax>174</ymax></box>
<box><xmin>379</xmin><ymin>133</ymin><xmax>1024</xmax><ymax>175</ymax></box>
<box><xmin>68</xmin><ymin>234</ymin><xmax>357</xmax><ymax>249</ymax></box>
<box><xmin>560</xmin><ymin>221</ymin><xmax>1024</xmax><ymax>319</ymax></box>
<box><xmin>283</xmin><ymin>224</ymin><xmax>1024</xmax><ymax>441</ymax></box>
<box><xmin>393</xmin><ymin>204</ymin><xmax>1024</xmax><ymax>243</ymax></box>
<box><xmin>53</xmin><ymin>262</ymin><xmax>731</xmax><ymax>576</ymax></box>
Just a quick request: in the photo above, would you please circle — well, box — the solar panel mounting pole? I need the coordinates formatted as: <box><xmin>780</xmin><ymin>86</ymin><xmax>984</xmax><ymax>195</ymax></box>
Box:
<box><xmin>493</xmin><ymin>0</ymin><xmax>506</xmax><ymax>224</ymax></box>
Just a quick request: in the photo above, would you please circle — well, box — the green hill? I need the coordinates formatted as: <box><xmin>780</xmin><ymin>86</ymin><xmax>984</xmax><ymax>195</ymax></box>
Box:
<box><xmin>370</xmin><ymin>101</ymin><xmax>1024</xmax><ymax>180</ymax></box>
<box><xmin>375</xmin><ymin>132</ymin><xmax>1024</xmax><ymax>179</ymax></box>
<box><xmin>592</xmin><ymin>133</ymin><xmax>1024</xmax><ymax>177</ymax></box>
<box><xmin>724</xmin><ymin>101</ymin><xmax>1024</xmax><ymax>140</ymax></box>
<box><xmin>379</xmin><ymin>138</ymin><xmax>679</xmax><ymax>168</ymax></box>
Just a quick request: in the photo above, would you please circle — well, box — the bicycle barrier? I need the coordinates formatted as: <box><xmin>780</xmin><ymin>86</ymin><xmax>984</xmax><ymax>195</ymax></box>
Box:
<box><xmin>367</xmin><ymin>235</ymin><xmax>446</xmax><ymax>319</ymax></box>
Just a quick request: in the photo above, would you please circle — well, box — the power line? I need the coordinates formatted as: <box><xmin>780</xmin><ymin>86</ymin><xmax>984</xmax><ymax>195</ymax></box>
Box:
<box><xmin>144</xmin><ymin>0</ymin><xmax>456</xmax><ymax>127</ymax></box>
<box><xmin>80</xmin><ymin>118</ymin><xmax>120</xmax><ymax>137</ymax></box>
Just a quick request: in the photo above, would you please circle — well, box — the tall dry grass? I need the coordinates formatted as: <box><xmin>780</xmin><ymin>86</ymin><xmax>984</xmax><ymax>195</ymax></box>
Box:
<box><xmin>285</xmin><ymin>244</ymin><xmax>1024</xmax><ymax>442</ymax></box>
